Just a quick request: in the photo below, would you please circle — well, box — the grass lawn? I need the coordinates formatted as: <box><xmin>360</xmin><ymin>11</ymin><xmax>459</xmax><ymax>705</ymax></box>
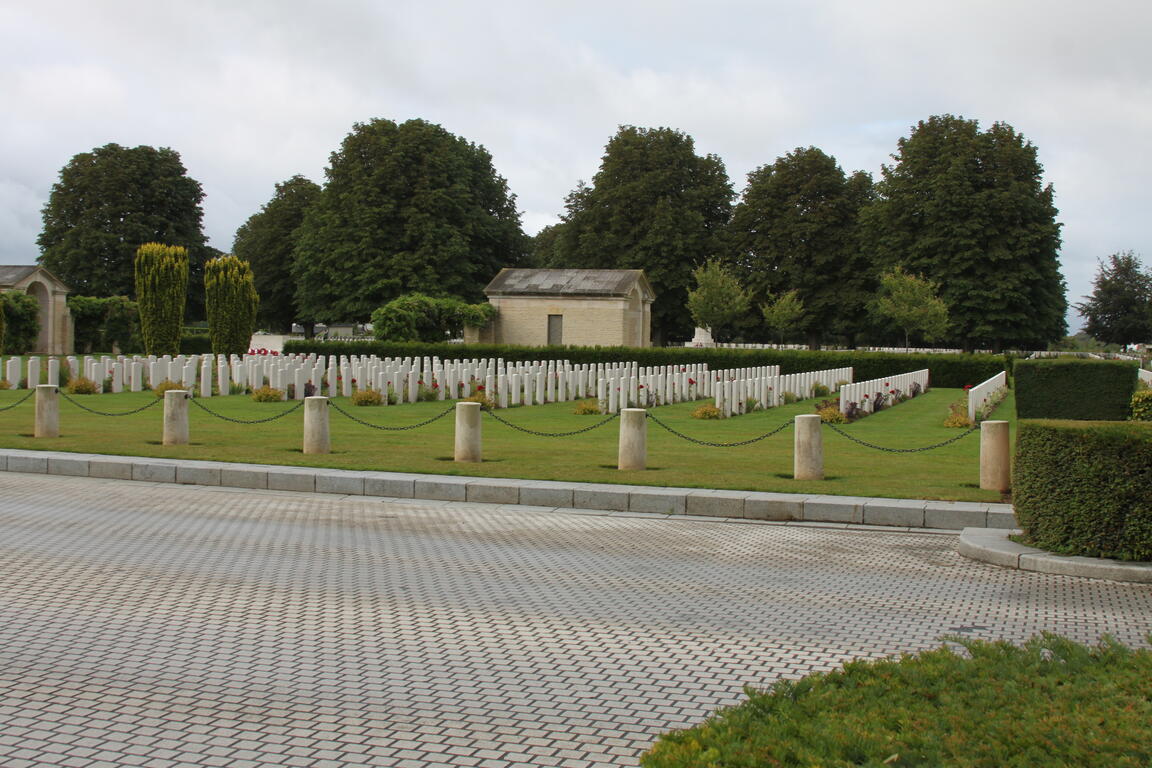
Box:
<box><xmin>0</xmin><ymin>386</ymin><xmax>1014</xmax><ymax>502</ymax></box>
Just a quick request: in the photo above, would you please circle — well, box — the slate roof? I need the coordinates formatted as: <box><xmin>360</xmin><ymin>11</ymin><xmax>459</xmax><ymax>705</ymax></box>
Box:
<box><xmin>0</xmin><ymin>266</ymin><xmax>39</xmax><ymax>286</ymax></box>
<box><xmin>484</xmin><ymin>269</ymin><xmax>652</xmax><ymax>298</ymax></box>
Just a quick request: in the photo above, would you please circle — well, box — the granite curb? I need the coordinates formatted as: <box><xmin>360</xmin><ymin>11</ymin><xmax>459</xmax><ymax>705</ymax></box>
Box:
<box><xmin>959</xmin><ymin>527</ymin><xmax>1152</xmax><ymax>583</ymax></box>
<box><xmin>0</xmin><ymin>448</ymin><xmax>1016</xmax><ymax>531</ymax></box>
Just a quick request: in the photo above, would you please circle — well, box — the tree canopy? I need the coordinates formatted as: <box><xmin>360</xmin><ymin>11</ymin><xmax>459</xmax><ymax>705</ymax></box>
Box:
<box><xmin>291</xmin><ymin>118</ymin><xmax>526</xmax><ymax>323</ymax></box>
<box><xmin>1074</xmin><ymin>251</ymin><xmax>1152</xmax><ymax>346</ymax></box>
<box><xmin>686</xmin><ymin>259</ymin><xmax>748</xmax><ymax>339</ymax></box>
<box><xmin>727</xmin><ymin>146</ymin><xmax>873</xmax><ymax>348</ymax></box>
<box><xmin>549</xmin><ymin>126</ymin><xmax>733</xmax><ymax>345</ymax></box>
<box><xmin>232</xmin><ymin>175</ymin><xmax>320</xmax><ymax>333</ymax></box>
<box><xmin>870</xmin><ymin>267</ymin><xmax>950</xmax><ymax>348</ymax></box>
<box><xmin>37</xmin><ymin>143</ymin><xmax>210</xmax><ymax>319</ymax></box>
<box><xmin>862</xmin><ymin>115</ymin><xmax>1066</xmax><ymax>350</ymax></box>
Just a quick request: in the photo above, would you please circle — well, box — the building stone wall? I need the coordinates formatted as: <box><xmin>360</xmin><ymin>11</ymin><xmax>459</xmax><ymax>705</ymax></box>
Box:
<box><xmin>488</xmin><ymin>295</ymin><xmax>641</xmax><ymax>347</ymax></box>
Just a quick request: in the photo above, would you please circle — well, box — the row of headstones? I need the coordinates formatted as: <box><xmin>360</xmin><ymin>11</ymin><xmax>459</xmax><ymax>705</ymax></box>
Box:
<box><xmin>713</xmin><ymin>367</ymin><xmax>855</xmax><ymax>418</ymax></box>
<box><xmin>838</xmin><ymin>369</ymin><xmax>931</xmax><ymax>415</ymax></box>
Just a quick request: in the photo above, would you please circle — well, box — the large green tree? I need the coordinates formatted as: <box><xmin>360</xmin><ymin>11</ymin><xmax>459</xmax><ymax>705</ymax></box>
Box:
<box><xmin>1074</xmin><ymin>251</ymin><xmax>1152</xmax><ymax>346</ymax></box>
<box><xmin>291</xmin><ymin>118</ymin><xmax>526</xmax><ymax>323</ymax></box>
<box><xmin>232</xmin><ymin>175</ymin><xmax>320</xmax><ymax>333</ymax></box>
<box><xmin>134</xmin><ymin>243</ymin><xmax>188</xmax><ymax>356</ymax></box>
<box><xmin>727</xmin><ymin>147</ymin><xmax>873</xmax><ymax>348</ymax></box>
<box><xmin>550</xmin><ymin>126</ymin><xmax>733</xmax><ymax>345</ymax></box>
<box><xmin>205</xmin><ymin>255</ymin><xmax>259</xmax><ymax>355</ymax></box>
<box><xmin>862</xmin><ymin>115</ymin><xmax>1066</xmax><ymax>350</ymax></box>
<box><xmin>37</xmin><ymin>143</ymin><xmax>210</xmax><ymax>319</ymax></box>
<box><xmin>686</xmin><ymin>259</ymin><xmax>749</xmax><ymax>339</ymax></box>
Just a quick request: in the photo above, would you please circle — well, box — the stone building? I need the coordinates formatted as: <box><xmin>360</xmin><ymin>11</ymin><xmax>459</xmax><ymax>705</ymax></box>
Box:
<box><xmin>467</xmin><ymin>269</ymin><xmax>654</xmax><ymax>348</ymax></box>
<box><xmin>0</xmin><ymin>266</ymin><xmax>73</xmax><ymax>354</ymax></box>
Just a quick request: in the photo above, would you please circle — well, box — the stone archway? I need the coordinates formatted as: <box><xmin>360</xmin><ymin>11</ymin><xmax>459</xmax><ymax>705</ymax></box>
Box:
<box><xmin>25</xmin><ymin>280</ymin><xmax>52</xmax><ymax>354</ymax></box>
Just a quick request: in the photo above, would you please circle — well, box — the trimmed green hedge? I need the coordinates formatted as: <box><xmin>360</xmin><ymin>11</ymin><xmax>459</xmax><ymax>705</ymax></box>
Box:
<box><xmin>1015</xmin><ymin>358</ymin><xmax>1138</xmax><ymax>420</ymax></box>
<box><xmin>281</xmin><ymin>341</ymin><xmax>1008</xmax><ymax>389</ymax></box>
<box><xmin>642</xmin><ymin>635</ymin><xmax>1152</xmax><ymax>768</ymax></box>
<box><xmin>179</xmin><ymin>334</ymin><xmax>213</xmax><ymax>354</ymax></box>
<box><xmin>1014</xmin><ymin>420</ymin><xmax>1152</xmax><ymax>561</ymax></box>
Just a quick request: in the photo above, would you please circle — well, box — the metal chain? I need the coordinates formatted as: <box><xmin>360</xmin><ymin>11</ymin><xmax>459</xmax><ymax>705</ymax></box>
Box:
<box><xmin>645</xmin><ymin>410</ymin><xmax>793</xmax><ymax>447</ymax></box>
<box><xmin>329</xmin><ymin>401</ymin><xmax>455</xmax><ymax>431</ymax></box>
<box><xmin>0</xmin><ymin>389</ymin><xmax>35</xmax><ymax>412</ymax></box>
<box><xmin>483</xmin><ymin>407</ymin><xmax>619</xmax><ymax>437</ymax></box>
<box><xmin>825</xmin><ymin>422</ymin><xmax>979</xmax><ymax>453</ymax></box>
<box><xmin>190</xmin><ymin>397</ymin><xmax>304</xmax><ymax>424</ymax></box>
<box><xmin>60</xmin><ymin>391</ymin><xmax>161</xmax><ymax>416</ymax></box>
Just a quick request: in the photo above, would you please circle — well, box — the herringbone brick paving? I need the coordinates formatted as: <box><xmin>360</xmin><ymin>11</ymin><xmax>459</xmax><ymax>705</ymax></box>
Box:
<box><xmin>0</xmin><ymin>473</ymin><xmax>1149</xmax><ymax>767</ymax></box>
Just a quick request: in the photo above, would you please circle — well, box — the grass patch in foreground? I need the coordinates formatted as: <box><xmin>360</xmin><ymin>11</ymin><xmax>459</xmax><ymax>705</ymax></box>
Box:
<box><xmin>641</xmin><ymin>634</ymin><xmax>1152</xmax><ymax>768</ymax></box>
<box><xmin>0</xmin><ymin>387</ymin><xmax>1013</xmax><ymax>501</ymax></box>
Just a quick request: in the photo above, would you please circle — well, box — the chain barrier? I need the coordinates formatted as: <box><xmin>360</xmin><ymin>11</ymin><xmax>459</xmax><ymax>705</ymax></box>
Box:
<box><xmin>329</xmin><ymin>401</ymin><xmax>455</xmax><ymax>431</ymax></box>
<box><xmin>190</xmin><ymin>397</ymin><xmax>303</xmax><ymax>424</ymax></box>
<box><xmin>483</xmin><ymin>407</ymin><xmax>619</xmax><ymax>437</ymax></box>
<box><xmin>0</xmin><ymin>389</ymin><xmax>35</xmax><ymax>412</ymax></box>
<box><xmin>825</xmin><ymin>422</ymin><xmax>979</xmax><ymax>453</ymax></box>
<box><xmin>60</xmin><ymin>391</ymin><xmax>161</xmax><ymax>416</ymax></box>
<box><xmin>645</xmin><ymin>410</ymin><xmax>793</xmax><ymax>447</ymax></box>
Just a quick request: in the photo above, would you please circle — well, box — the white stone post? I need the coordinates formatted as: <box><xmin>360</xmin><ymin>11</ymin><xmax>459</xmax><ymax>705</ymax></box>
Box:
<box><xmin>794</xmin><ymin>414</ymin><xmax>823</xmax><ymax>481</ymax></box>
<box><xmin>980</xmin><ymin>420</ymin><xmax>1011</xmax><ymax>492</ymax></box>
<box><xmin>47</xmin><ymin>358</ymin><xmax>60</xmax><ymax>388</ymax></box>
<box><xmin>163</xmin><ymin>390</ymin><xmax>190</xmax><ymax>446</ymax></box>
<box><xmin>617</xmin><ymin>408</ymin><xmax>647</xmax><ymax>471</ymax></box>
<box><xmin>34</xmin><ymin>385</ymin><xmax>59</xmax><ymax>438</ymax></box>
<box><xmin>454</xmin><ymin>401</ymin><xmax>482</xmax><ymax>462</ymax></box>
<box><xmin>303</xmin><ymin>396</ymin><xmax>330</xmax><ymax>454</ymax></box>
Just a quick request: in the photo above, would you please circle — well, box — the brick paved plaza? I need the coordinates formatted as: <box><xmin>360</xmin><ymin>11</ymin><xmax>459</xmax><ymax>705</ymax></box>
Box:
<box><xmin>0</xmin><ymin>473</ymin><xmax>1149</xmax><ymax>767</ymax></box>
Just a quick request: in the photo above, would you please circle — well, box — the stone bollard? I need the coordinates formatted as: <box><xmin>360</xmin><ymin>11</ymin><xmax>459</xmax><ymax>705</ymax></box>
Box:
<box><xmin>454</xmin><ymin>401</ymin><xmax>482</xmax><ymax>463</ymax></box>
<box><xmin>617</xmin><ymin>408</ymin><xmax>647</xmax><ymax>471</ymax></box>
<box><xmin>794</xmin><ymin>414</ymin><xmax>824</xmax><ymax>481</ymax></box>
<box><xmin>163</xmin><ymin>390</ymin><xmax>190</xmax><ymax>446</ymax></box>
<box><xmin>979</xmin><ymin>420</ymin><xmax>1011</xmax><ymax>492</ymax></box>
<box><xmin>34</xmin><ymin>385</ymin><xmax>59</xmax><ymax>438</ymax></box>
<box><xmin>303</xmin><ymin>396</ymin><xmax>330</xmax><ymax>454</ymax></box>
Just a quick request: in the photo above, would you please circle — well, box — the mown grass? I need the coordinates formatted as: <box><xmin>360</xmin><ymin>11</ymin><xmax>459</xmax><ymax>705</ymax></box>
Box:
<box><xmin>0</xmin><ymin>386</ymin><xmax>1014</xmax><ymax>501</ymax></box>
<box><xmin>640</xmin><ymin>634</ymin><xmax>1152</xmax><ymax>768</ymax></box>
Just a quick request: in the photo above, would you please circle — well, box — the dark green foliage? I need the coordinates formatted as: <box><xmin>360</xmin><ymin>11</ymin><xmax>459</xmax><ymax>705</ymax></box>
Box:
<box><xmin>67</xmin><ymin>295</ymin><xmax>140</xmax><ymax>353</ymax></box>
<box><xmin>205</xmin><ymin>256</ymin><xmax>259</xmax><ymax>355</ymax></box>
<box><xmin>0</xmin><ymin>292</ymin><xmax>40</xmax><ymax>354</ymax></box>
<box><xmin>134</xmin><ymin>243</ymin><xmax>188</xmax><ymax>356</ymax></box>
<box><xmin>1015</xmin><ymin>358</ymin><xmax>1138</xmax><ymax>420</ymax></box>
<box><xmin>369</xmin><ymin>293</ymin><xmax>496</xmax><ymax>342</ymax></box>
<box><xmin>232</xmin><ymin>175</ymin><xmax>320</xmax><ymax>333</ymax></box>
<box><xmin>1074</xmin><ymin>251</ymin><xmax>1152</xmax><ymax>346</ymax></box>
<box><xmin>0</xmin><ymin>295</ymin><xmax>5</xmax><ymax>354</ymax></box>
<box><xmin>642</xmin><ymin>634</ymin><xmax>1152</xmax><ymax>767</ymax></box>
<box><xmin>291</xmin><ymin>118</ymin><xmax>526</xmax><ymax>323</ymax></box>
<box><xmin>863</xmin><ymin>115</ymin><xmax>1066</xmax><ymax>350</ymax></box>
<box><xmin>1014</xmin><ymin>421</ymin><xmax>1152</xmax><ymax>560</ymax></box>
<box><xmin>283</xmin><ymin>340</ymin><xmax>1004</xmax><ymax>388</ymax></box>
<box><xmin>179</xmin><ymin>334</ymin><xmax>213</xmax><ymax>354</ymax></box>
<box><xmin>37</xmin><ymin>143</ymin><xmax>210</xmax><ymax>320</ymax></box>
<box><xmin>549</xmin><ymin>126</ymin><xmax>733</xmax><ymax>345</ymax></box>
<box><xmin>727</xmin><ymin>147</ymin><xmax>874</xmax><ymax>346</ymax></box>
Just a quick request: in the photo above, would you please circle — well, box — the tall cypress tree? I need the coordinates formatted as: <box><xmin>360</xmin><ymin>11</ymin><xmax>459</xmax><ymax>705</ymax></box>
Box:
<box><xmin>205</xmin><ymin>256</ymin><xmax>259</xmax><ymax>356</ymax></box>
<box><xmin>134</xmin><ymin>243</ymin><xmax>188</xmax><ymax>356</ymax></box>
<box><xmin>863</xmin><ymin>115</ymin><xmax>1066</xmax><ymax>350</ymax></box>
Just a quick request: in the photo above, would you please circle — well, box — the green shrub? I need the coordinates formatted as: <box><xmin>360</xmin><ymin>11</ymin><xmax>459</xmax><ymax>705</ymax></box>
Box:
<box><xmin>152</xmin><ymin>379</ymin><xmax>185</xmax><ymax>398</ymax></box>
<box><xmin>1131</xmin><ymin>389</ymin><xmax>1152</xmax><ymax>421</ymax></box>
<box><xmin>810</xmin><ymin>382</ymin><xmax>830</xmax><ymax>398</ymax></box>
<box><xmin>692</xmin><ymin>404</ymin><xmax>722</xmax><ymax>420</ymax></box>
<box><xmin>67</xmin><ymin>295</ymin><xmax>141</xmax><ymax>353</ymax></box>
<box><xmin>68</xmin><ymin>376</ymin><xmax>99</xmax><ymax>395</ymax></box>
<box><xmin>1015</xmin><ymin>358</ymin><xmax>1138</xmax><ymax>421</ymax></box>
<box><xmin>251</xmin><ymin>386</ymin><xmax>284</xmax><ymax>403</ymax></box>
<box><xmin>642</xmin><ymin>635</ymin><xmax>1152</xmax><ymax>768</ymax></box>
<box><xmin>781</xmin><ymin>391</ymin><xmax>798</xmax><ymax>404</ymax></box>
<box><xmin>1013</xmin><ymin>420</ymin><xmax>1152</xmax><ymax>560</ymax></box>
<box><xmin>815</xmin><ymin>399</ymin><xmax>846</xmax><ymax>424</ymax></box>
<box><xmin>350</xmin><ymin>387</ymin><xmax>383</xmax><ymax>406</ymax></box>
<box><xmin>135</xmin><ymin>243</ymin><xmax>188</xmax><ymax>356</ymax></box>
<box><xmin>0</xmin><ymin>291</ymin><xmax>40</xmax><ymax>354</ymax></box>
<box><xmin>179</xmin><ymin>334</ymin><xmax>213</xmax><ymax>354</ymax></box>
<box><xmin>205</xmin><ymin>255</ymin><xmax>259</xmax><ymax>355</ymax></box>
<box><xmin>369</xmin><ymin>294</ymin><xmax>496</xmax><ymax>342</ymax></box>
<box><xmin>573</xmin><ymin>399</ymin><xmax>601</xmax><ymax>415</ymax></box>
<box><xmin>281</xmin><ymin>340</ymin><xmax>1007</xmax><ymax>389</ymax></box>
<box><xmin>0</xmin><ymin>380</ymin><xmax>9</xmax><ymax>390</ymax></box>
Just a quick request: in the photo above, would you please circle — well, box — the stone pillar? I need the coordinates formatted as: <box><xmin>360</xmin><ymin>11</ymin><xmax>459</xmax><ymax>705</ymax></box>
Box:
<box><xmin>617</xmin><ymin>408</ymin><xmax>647</xmax><ymax>471</ymax></box>
<box><xmin>454</xmin><ymin>401</ymin><xmax>482</xmax><ymax>463</ymax></box>
<box><xmin>980</xmin><ymin>420</ymin><xmax>1011</xmax><ymax>492</ymax></box>
<box><xmin>34</xmin><ymin>385</ymin><xmax>59</xmax><ymax>438</ymax></box>
<box><xmin>794</xmin><ymin>414</ymin><xmax>823</xmax><ymax>481</ymax></box>
<box><xmin>303</xmin><ymin>396</ymin><xmax>330</xmax><ymax>454</ymax></box>
<box><xmin>163</xmin><ymin>390</ymin><xmax>190</xmax><ymax>446</ymax></box>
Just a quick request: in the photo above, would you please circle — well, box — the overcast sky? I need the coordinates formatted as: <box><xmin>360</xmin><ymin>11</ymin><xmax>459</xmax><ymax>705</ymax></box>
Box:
<box><xmin>3</xmin><ymin>0</ymin><xmax>1149</xmax><ymax>333</ymax></box>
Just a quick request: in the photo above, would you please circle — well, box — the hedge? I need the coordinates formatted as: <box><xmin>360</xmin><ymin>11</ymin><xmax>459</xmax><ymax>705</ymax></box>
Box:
<box><xmin>1015</xmin><ymin>358</ymin><xmax>1138</xmax><ymax>420</ymax></box>
<box><xmin>281</xmin><ymin>341</ymin><xmax>1008</xmax><ymax>389</ymax></box>
<box><xmin>1013</xmin><ymin>420</ymin><xmax>1152</xmax><ymax>561</ymax></box>
<box><xmin>179</xmin><ymin>334</ymin><xmax>213</xmax><ymax>354</ymax></box>
<box><xmin>0</xmin><ymin>291</ymin><xmax>40</xmax><ymax>355</ymax></box>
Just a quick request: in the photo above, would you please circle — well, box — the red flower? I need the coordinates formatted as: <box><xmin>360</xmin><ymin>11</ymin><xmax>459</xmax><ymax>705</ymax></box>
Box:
<box><xmin>432</xmin><ymin>382</ymin><xmax>440</xmax><ymax>389</ymax></box>
<box><xmin>271</xmin><ymin>351</ymin><xmax>279</xmax><ymax>356</ymax></box>
<box><xmin>890</xmin><ymin>389</ymin><xmax>896</xmax><ymax>395</ymax></box>
<box><xmin>351</xmin><ymin>378</ymin><xmax>357</xmax><ymax>384</ymax></box>
<box><xmin>477</xmin><ymin>384</ymin><xmax>485</xmax><ymax>391</ymax></box>
<box><xmin>688</xmin><ymin>378</ymin><xmax>696</xmax><ymax>385</ymax></box>
<box><xmin>863</xmin><ymin>394</ymin><xmax>870</xmax><ymax>399</ymax></box>
<box><xmin>638</xmin><ymin>384</ymin><xmax>646</xmax><ymax>389</ymax></box>
<box><xmin>963</xmin><ymin>384</ymin><xmax>973</xmax><ymax>390</ymax></box>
